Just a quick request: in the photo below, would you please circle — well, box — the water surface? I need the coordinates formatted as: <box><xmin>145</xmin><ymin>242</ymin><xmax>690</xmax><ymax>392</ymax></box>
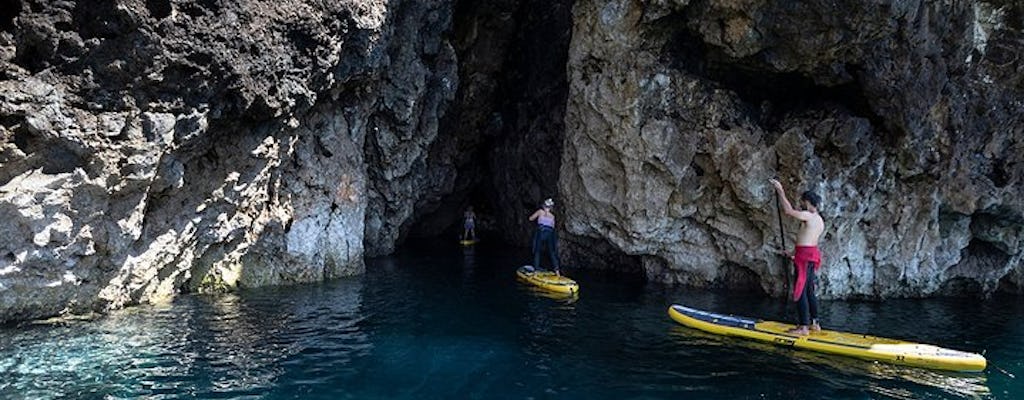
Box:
<box><xmin>1</xmin><ymin>241</ymin><xmax>1020</xmax><ymax>399</ymax></box>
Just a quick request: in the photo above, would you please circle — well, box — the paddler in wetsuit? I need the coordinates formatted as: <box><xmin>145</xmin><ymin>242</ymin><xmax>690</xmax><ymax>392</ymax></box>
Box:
<box><xmin>528</xmin><ymin>198</ymin><xmax>561</xmax><ymax>275</ymax></box>
<box><xmin>769</xmin><ymin>179</ymin><xmax>824</xmax><ymax>336</ymax></box>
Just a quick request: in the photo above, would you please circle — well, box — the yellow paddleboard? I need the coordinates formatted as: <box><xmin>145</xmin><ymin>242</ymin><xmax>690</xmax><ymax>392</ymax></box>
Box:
<box><xmin>460</xmin><ymin>239</ymin><xmax>477</xmax><ymax>246</ymax></box>
<box><xmin>668</xmin><ymin>304</ymin><xmax>986</xmax><ymax>372</ymax></box>
<box><xmin>516</xmin><ymin>266</ymin><xmax>579</xmax><ymax>295</ymax></box>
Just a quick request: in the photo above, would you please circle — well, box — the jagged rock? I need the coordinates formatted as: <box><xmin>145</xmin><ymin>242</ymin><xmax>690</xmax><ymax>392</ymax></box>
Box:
<box><xmin>2</xmin><ymin>0</ymin><xmax>1022</xmax><ymax>326</ymax></box>
<box><xmin>0</xmin><ymin>0</ymin><xmax>455</xmax><ymax>323</ymax></box>
<box><xmin>362</xmin><ymin>0</ymin><xmax>459</xmax><ymax>256</ymax></box>
<box><xmin>560</xmin><ymin>0</ymin><xmax>1024</xmax><ymax>298</ymax></box>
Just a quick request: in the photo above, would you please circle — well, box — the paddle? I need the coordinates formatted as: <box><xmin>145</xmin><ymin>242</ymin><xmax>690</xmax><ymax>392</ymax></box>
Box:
<box><xmin>773</xmin><ymin>175</ymin><xmax>792</xmax><ymax>318</ymax></box>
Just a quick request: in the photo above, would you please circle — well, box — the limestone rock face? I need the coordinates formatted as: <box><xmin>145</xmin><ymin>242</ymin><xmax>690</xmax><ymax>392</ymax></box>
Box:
<box><xmin>361</xmin><ymin>0</ymin><xmax>459</xmax><ymax>256</ymax></box>
<box><xmin>2</xmin><ymin>0</ymin><xmax>1023</xmax><ymax>324</ymax></box>
<box><xmin>0</xmin><ymin>0</ymin><xmax>456</xmax><ymax>323</ymax></box>
<box><xmin>560</xmin><ymin>0</ymin><xmax>1024</xmax><ymax>298</ymax></box>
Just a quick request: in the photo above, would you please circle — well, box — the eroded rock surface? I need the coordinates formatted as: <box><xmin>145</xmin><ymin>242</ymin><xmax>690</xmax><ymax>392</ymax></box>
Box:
<box><xmin>0</xmin><ymin>0</ymin><xmax>457</xmax><ymax>323</ymax></box>
<box><xmin>560</xmin><ymin>0</ymin><xmax>1023</xmax><ymax>298</ymax></box>
<box><xmin>2</xmin><ymin>0</ymin><xmax>1023</xmax><ymax>325</ymax></box>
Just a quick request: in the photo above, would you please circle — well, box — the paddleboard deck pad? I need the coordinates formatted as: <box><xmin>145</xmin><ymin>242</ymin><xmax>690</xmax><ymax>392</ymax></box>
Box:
<box><xmin>668</xmin><ymin>304</ymin><xmax>985</xmax><ymax>372</ymax></box>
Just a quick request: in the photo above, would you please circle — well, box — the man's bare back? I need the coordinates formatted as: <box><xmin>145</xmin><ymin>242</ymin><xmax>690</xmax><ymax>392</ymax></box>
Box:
<box><xmin>795</xmin><ymin>211</ymin><xmax>824</xmax><ymax>246</ymax></box>
<box><xmin>769</xmin><ymin>178</ymin><xmax>823</xmax><ymax>246</ymax></box>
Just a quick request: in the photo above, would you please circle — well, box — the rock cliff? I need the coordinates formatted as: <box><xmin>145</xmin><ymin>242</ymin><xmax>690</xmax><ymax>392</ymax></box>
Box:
<box><xmin>0</xmin><ymin>0</ymin><xmax>459</xmax><ymax>323</ymax></box>
<box><xmin>1</xmin><ymin>0</ymin><xmax>1023</xmax><ymax>323</ymax></box>
<box><xmin>560</xmin><ymin>0</ymin><xmax>1023</xmax><ymax>298</ymax></box>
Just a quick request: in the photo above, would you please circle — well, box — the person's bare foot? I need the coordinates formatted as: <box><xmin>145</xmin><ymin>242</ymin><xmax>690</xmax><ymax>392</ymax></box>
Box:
<box><xmin>786</xmin><ymin>326</ymin><xmax>810</xmax><ymax>336</ymax></box>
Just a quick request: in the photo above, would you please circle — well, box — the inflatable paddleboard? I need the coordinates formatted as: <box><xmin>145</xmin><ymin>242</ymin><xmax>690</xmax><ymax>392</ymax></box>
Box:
<box><xmin>459</xmin><ymin>239</ymin><xmax>477</xmax><ymax>246</ymax></box>
<box><xmin>516</xmin><ymin>266</ymin><xmax>579</xmax><ymax>295</ymax></box>
<box><xmin>668</xmin><ymin>304</ymin><xmax>986</xmax><ymax>372</ymax></box>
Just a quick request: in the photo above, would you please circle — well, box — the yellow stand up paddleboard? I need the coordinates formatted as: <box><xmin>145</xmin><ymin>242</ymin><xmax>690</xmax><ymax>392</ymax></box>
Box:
<box><xmin>516</xmin><ymin>266</ymin><xmax>579</xmax><ymax>295</ymax></box>
<box><xmin>460</xmin><ymin>239</ymin><xmax>477</xmax><ymax>246</ymax></box>
<box><xmin>667</xmin><ymin>304</ymin><xmax>986</xmax><ymax>372</ymax></box>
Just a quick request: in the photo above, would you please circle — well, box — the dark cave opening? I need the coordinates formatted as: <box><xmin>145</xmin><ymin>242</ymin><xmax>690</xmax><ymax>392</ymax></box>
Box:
<box><xmin>404</xmin><ymin>0</ymin><xmax>573</xmax><ymax>249</ymax></box>
<box><xmin>942</xmin><ymin>238</ymin><xmax>1013</xmax><ymax>296</ymax></box>
<box><xmin>664</xmin><ymin>27</ymin><xmax>885</xmax><ymax>133</ymax></box>
<box><xmin>401</xmin><ymin>0</ymin><xmax>645</xmax><ymax>275</ymax></box>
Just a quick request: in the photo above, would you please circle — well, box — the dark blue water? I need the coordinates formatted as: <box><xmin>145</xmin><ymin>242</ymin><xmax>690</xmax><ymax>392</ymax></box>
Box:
<box><xmin>1</xmin><ymin>242</ymin><xmax>1021</xmax><ymax>399</ymax></box>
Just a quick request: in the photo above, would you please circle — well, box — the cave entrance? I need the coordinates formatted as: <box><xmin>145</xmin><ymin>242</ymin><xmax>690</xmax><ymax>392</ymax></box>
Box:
<box><xmin>403</xmin><ymin>0</ymin><xmax>574</xmax><ymax>248</ymax></box>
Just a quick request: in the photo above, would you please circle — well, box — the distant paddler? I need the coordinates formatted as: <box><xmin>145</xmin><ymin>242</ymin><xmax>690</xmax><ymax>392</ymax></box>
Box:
<box><xmin>462</xmin><ymin>206</ymin><xmax>477</xmax><ymax>242</ymax></box>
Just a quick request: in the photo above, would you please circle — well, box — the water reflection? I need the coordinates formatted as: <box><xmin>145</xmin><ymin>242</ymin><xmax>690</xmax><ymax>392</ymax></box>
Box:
<box><xmin>520</xmin><ymin>285</ymin><xmax>580</xmax><ymax>304</ymax></box>
<box><xmin>0</xmin><ymin>278</ymin><xmax>368</xmax><ymax>399</ymax></box>
<box><xmin>515</xmin><ymin>280</ymin><xmax>580</xmax><ymax>399</ymax></box>
<box><xmin>1</xmin><ymin>243</ymin><xmax>1021</xmax><ymax>400</ymax></box>
<box><xmin>461</xmin><ymin>245</ymin><xmax>476</xmax><ymax>283</ymax></box>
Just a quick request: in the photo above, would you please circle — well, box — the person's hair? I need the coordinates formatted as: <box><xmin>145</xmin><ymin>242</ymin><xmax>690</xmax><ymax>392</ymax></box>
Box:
<box><xmin>800</xmin><ymin>191</ymin><xmax>821</xmax><ymax>209</ymax></box>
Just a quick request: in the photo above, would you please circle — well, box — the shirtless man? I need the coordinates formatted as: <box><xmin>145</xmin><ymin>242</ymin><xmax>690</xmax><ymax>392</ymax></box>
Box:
<box><xmin>769</xmin><ymin>178</ymin><xmax>825</xmax><ymax>336</ymax></box>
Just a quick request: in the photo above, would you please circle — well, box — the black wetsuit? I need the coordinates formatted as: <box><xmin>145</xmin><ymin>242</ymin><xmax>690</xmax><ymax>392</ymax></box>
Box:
<box><xmin>532</xmin><ymin>225</ymin><xmax>560</xmax><ymax>273</ymax></box>
<box><xmin>795</xmin><ymin>260</ymin><xmax>819</xmax><ymax>327</ymax></box>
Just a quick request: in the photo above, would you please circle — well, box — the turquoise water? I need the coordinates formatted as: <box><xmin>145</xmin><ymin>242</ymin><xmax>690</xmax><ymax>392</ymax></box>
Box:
<box><xmin>1</xmin><ymin>241</ymin><xmax>1021</xmax><ymax>399</ymax></box>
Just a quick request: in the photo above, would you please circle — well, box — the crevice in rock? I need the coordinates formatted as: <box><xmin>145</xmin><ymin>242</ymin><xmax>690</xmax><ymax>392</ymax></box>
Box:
<box><xmin>943</xmin><ymin>238</ymin><xmax>1012</xmax><ymax>296</ymax></box>
<box><xmin>12</xmin><ymin>39</ymin><xmax>48</xmax><ymax>74</ymax></box>
<box><xmin>970</xmin><ymin>208</ymin><xmax>1023</xmax><ymax>253</ymax></box>
<box><xmin>989</xmin><ymin>158</ymin><xmax>1009</xmax><ymax>188</ymax></box>
<box><xmin>11</xmin><ymin>124</ymin><xmax>33</xmax><ymax>153</ymax></box>
<box><xmin>72</xmin><ymin>1</ymin><xmax>130</xmax><ymax>40</ymax></box>
<box><xmin>561</xmin><ymin>234</ymin><xmax>643</xmax><ymax>273</ymax></box>
<box><xmin>178</xmin><ymin>1</ymin><xmax>218</xmax><ymax>18</ymax></box>
<box><xmin>39</xmin><ymin>144</ymin><xmax>84</xmax><ymax>175</ymax></box>
<box><xmin>938</xmin><ymin>208</ymin><xmax>967</xmax><ymax>239</ymax></box>
<box><xmin>714</xmin><ymin>262</ymin><xmax>766</xmax><ymax>295</ymax></box>
<box><xmin>146</xmin><ymin>0</ymin><xmax>172</xmax><ymax>20</ymax></box>
<box><xmin>4</xmin><ymin>125</ymin><xmax>83</xmax><ymax>177</ymax></box>
<box><xmin>0</xmin><ymin>0</ymin><xmax>19</xmax><ymax>32</ymax></box>
<box><xmin>938</xmin><ymin>277</ymin><xmax>984</xmax><ymax>297</ymax></box>
<box><xmin>997</xmin><ymin>272</ymin><xmax>1021</xmax><ymax>294</ymax></box>
<box><xmin>315</xmin><ymin>136</ymin><xmax>333</xmax><ymax>158</ymax></box>
<box><xmin>662</xmin><ymin>24</ymin><xmax>885</xmax><ymax>135</ymax></box>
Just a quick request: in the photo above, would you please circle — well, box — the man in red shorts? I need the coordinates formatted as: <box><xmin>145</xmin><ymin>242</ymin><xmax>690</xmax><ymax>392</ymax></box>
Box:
<box><xmin>769</xmin><ymin>178</ymin><xmax>825</xmax><ymax>336</ymax></box>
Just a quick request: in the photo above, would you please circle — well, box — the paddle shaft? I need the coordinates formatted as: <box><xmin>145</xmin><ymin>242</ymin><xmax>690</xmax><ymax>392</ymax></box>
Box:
<box><xmin>774</xmin><ymin>179</ymin><xmax>792</xmax><ymax>312</ymax></box>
